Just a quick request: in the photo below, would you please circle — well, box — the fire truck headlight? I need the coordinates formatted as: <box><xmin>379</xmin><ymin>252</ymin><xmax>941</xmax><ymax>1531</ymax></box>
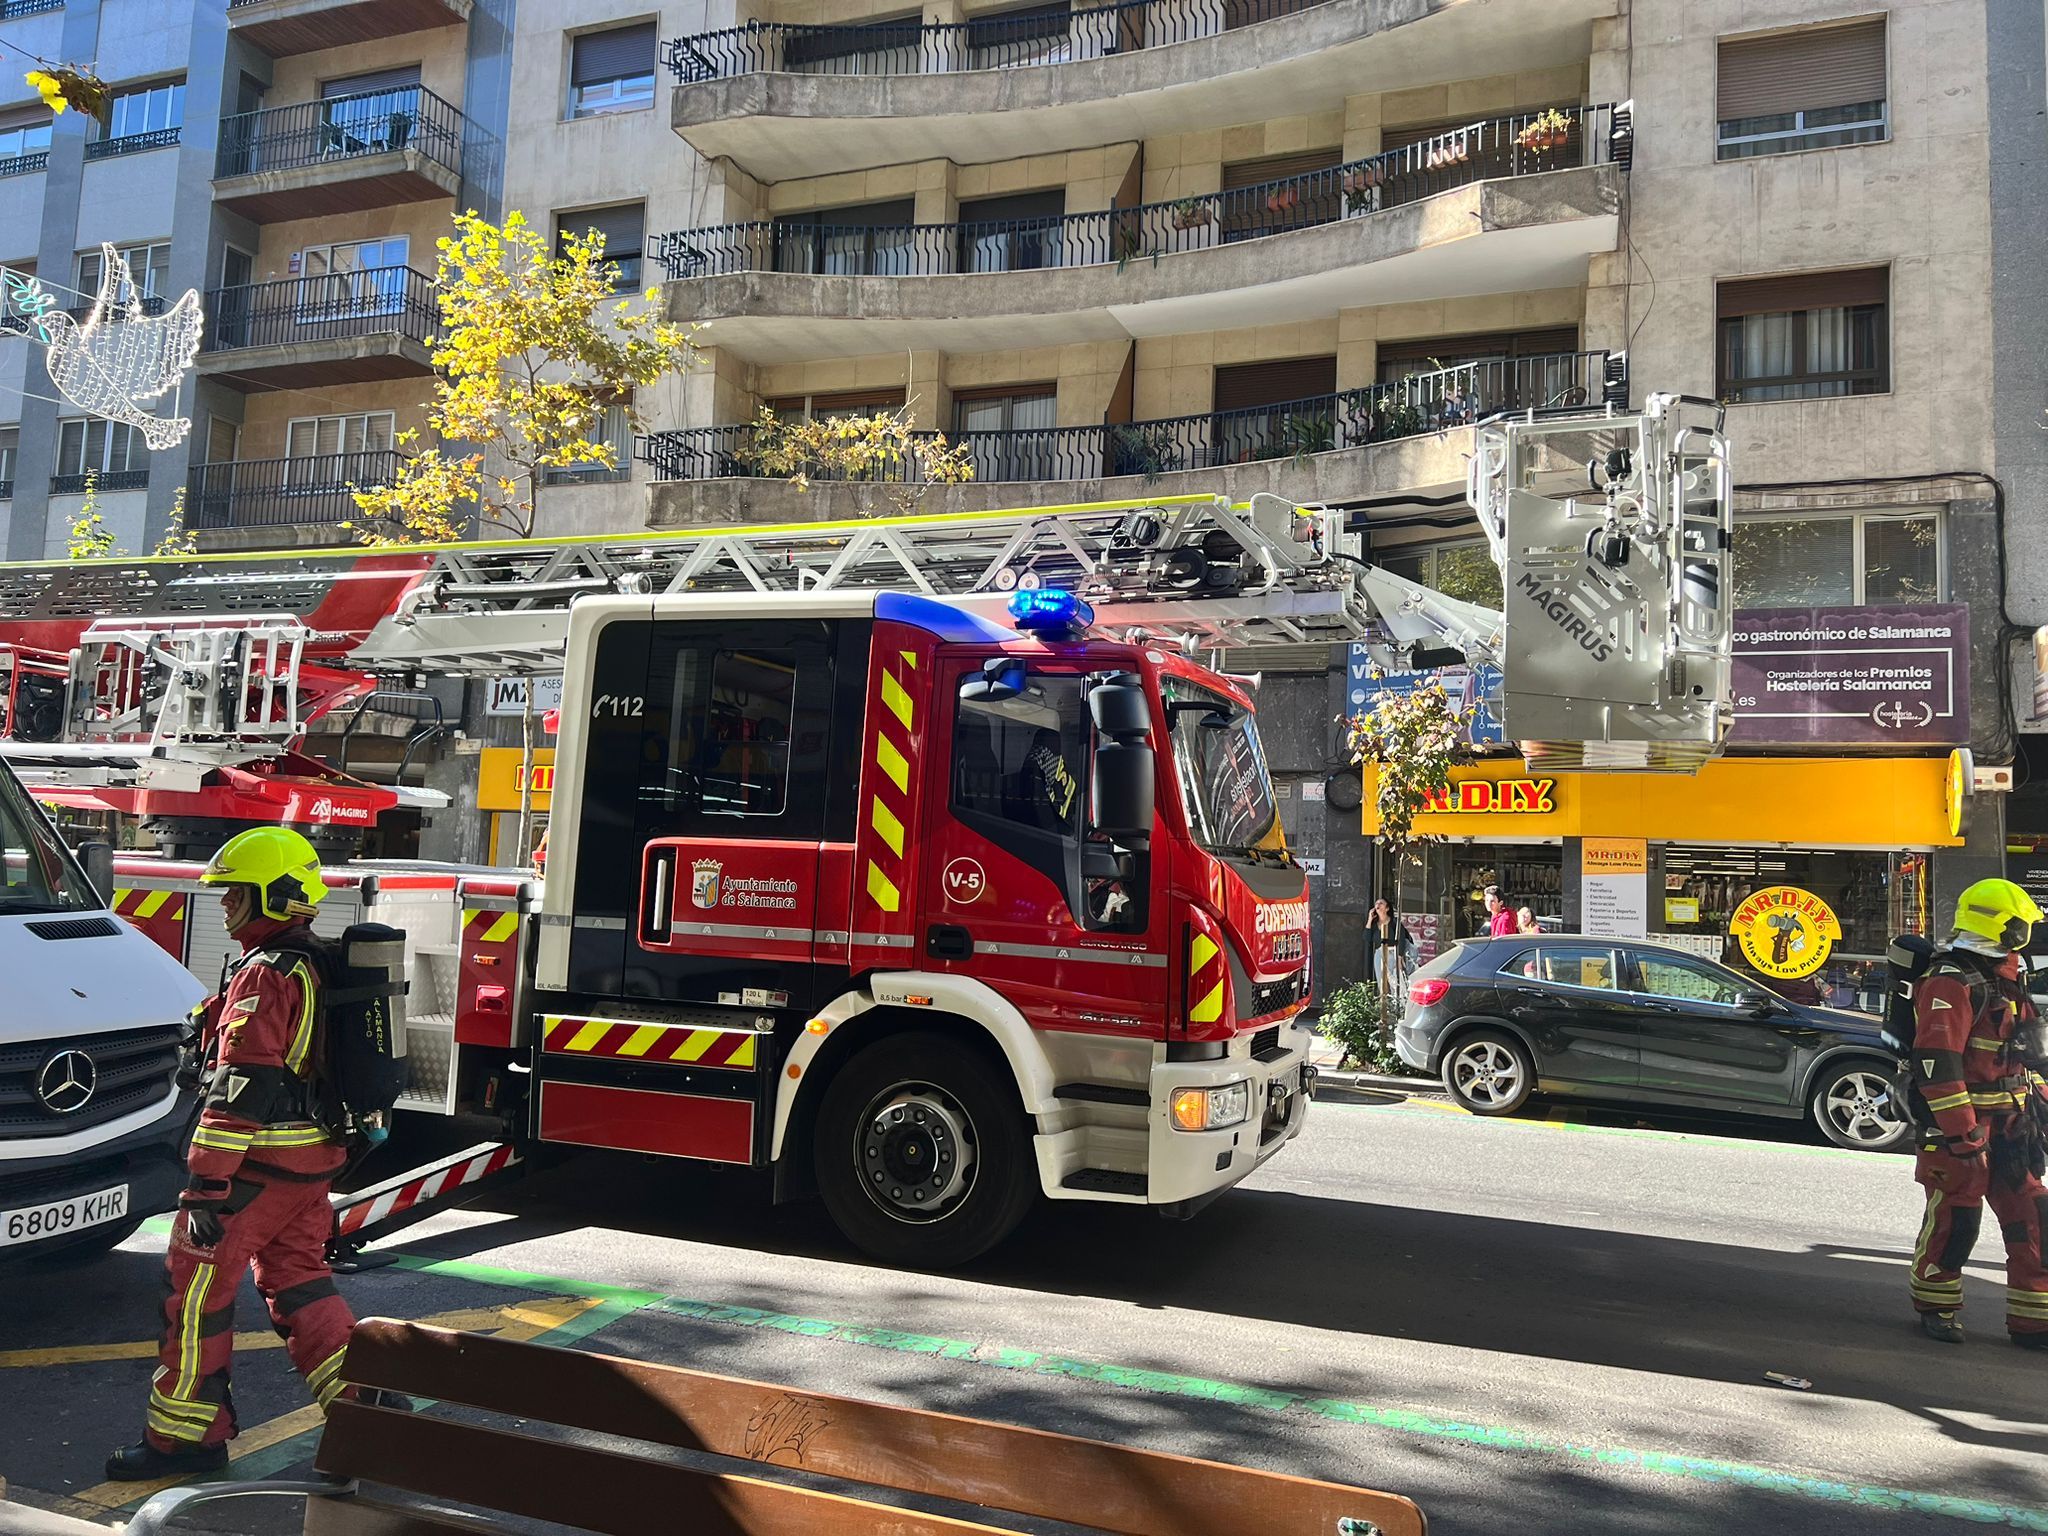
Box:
<box><xmin>1171</xmin><ymin>1081</ymin><xmax>1250</xmax><ymax>1132</ymax></box>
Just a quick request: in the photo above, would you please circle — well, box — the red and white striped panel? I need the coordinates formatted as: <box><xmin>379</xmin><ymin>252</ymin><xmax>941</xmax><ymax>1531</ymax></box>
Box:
<box><xmin>330</xmin><ymin>1143</ymin><xmax>521</xmax><ymax>1238</ymax></box>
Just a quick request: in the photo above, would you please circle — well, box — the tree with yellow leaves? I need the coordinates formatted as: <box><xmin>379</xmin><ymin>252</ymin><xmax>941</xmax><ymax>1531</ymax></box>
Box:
<box><xmin>349</xmin><ymin>209</ymin><xmax>697</xmax><ymax>544</ymax></box>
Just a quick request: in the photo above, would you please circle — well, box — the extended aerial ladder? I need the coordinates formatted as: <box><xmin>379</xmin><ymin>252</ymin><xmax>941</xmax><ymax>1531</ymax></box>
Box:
<box><xmin>0</xmin><ymin>394</ymin><xmax>1735</xmax><ymax>848</ymax></box>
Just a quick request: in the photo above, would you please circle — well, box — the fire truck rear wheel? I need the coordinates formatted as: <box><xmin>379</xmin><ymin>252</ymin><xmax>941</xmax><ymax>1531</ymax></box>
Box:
<box><xmin>815</xmin><ymin>1032</ymin><xmax>1036</xmax><ymax>1268</ymax></box>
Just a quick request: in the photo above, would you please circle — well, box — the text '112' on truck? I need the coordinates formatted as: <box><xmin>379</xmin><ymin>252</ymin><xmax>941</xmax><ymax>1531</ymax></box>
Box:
<box><xmin>0</xmin><ymin>395</ymin><xmax>1735</xmax><ymax>1266</ymax></box>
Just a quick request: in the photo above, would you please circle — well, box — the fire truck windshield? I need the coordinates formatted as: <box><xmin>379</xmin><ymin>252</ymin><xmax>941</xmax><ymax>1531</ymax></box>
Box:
<box><xmin>1163</xmin><ymin>678</ymin><xmax>1287</xmax><ymax>861</ymax></box>
<box><xmin>0</xmin><ymin>761</ymin><xmax>95</xmax><ymax>913</ymax></box>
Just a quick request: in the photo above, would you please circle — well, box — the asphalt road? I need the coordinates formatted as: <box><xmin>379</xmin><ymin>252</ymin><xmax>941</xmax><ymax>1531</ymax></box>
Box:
<box><xmin>3</xmin><ymin>1089</ymin><xmax>2044</xmax><ymax>1535</ymax></box>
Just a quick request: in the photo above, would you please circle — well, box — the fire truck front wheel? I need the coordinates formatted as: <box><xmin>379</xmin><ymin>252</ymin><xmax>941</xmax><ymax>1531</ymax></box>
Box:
<box><xmin>815</xmin><ymin>1032</ymin><xmax>1037</xmax><ymax>1268</ymax></box>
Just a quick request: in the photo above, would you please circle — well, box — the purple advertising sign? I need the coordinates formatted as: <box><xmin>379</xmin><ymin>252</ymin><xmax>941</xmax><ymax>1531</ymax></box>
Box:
<box><xmin>1730</xmin><ymin>604</ymin><xmax>1969</xmax><ymax>746</ymax></box>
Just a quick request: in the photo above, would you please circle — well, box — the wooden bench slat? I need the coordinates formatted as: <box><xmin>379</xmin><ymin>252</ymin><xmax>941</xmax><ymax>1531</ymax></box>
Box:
<box><xmin>337</xmin><ymin>1320</ymin><xmax>1424</xmax><ymax>1536</ymax></box>
<box><xmin>316</xmin><ymin>1403</ymin><xmax>1036</xmax><ymax>1536</ymax></box>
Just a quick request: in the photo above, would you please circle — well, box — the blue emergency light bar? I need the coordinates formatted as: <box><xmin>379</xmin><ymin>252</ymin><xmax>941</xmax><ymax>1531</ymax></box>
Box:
<box><xmin>1007</xmin><ymin>587</ymin><xmax>1094</xmax><ymax>636</ymax></box>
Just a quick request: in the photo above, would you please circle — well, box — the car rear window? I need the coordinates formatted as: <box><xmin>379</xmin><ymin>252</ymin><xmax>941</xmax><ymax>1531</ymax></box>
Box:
<box><xmin>1411</xmin><ymin>944</ymin><xmax>1465</xmax><ymax>979</ymax></box>
<box><xmin>1500</xmin><ymin>944</ymin><xmax>1619</xmax><ymax>990</ymax></box>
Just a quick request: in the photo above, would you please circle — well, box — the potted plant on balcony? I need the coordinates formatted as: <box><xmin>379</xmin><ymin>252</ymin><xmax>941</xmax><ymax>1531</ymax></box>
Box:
<box><xmin>1108</xmin><ymin>423</ymin><xmax>1182</xmax><ymax>484</ymax></box>
<box><xmin>1341</xmin><ymin>161</ymin><xmax>1384</xmax><ymax>214</ymax></box>
<box><xmin>1169</xmin><ymin>198</ymin><xmax>1211</xmax><ymax>231</ymax></box>
<box><xmin>1264</xmin><ymin>183</ymin><xmax>1302</xmax><ymax>215</ymax></box>
<box><xmin>1514</xmin><ymin>108</ymin><xmax>1572</xmax><ymax>167</ymax></box>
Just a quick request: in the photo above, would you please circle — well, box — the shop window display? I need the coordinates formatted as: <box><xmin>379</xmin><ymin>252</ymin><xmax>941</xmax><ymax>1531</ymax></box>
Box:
<box><xmin>1658</xmin><ymin>844</ymin><xmax>1930</xmax><ymax>1012</ymax></box>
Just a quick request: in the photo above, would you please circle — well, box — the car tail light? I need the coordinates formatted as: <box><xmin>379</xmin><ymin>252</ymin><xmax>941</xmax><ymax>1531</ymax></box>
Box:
<box><xmin>1408</xmin><ymin>977</ymin><xmax>1450</xmax><ymax>1007</ymax></box>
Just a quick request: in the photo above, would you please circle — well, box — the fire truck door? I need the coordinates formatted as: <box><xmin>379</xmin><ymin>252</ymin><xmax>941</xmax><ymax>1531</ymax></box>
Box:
<box><xmin>611</xmin><ymin>619</ymin><xmax>842</xmax><ymax>1012</ymax></box>
<box><xmin>919</xmin><ymin>657</ymin><xmax>1168</xmax><ymax>1038</ymax></box>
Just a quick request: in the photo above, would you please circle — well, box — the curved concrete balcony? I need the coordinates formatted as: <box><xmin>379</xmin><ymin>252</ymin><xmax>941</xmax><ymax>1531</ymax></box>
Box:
<box><xmin>642</xmin><ymin>350</ymin><xmax>1621</xmax><ymax>526</ymax></box>
<box><xmin>667</xmin><ymin>0</ymin><xmax>1612</xmax><ymax>180</ymax></box>
<box><xmin>659</xmin><ymin>113</ymin><xmax>1625</xmax><ymax>362</ymax></box>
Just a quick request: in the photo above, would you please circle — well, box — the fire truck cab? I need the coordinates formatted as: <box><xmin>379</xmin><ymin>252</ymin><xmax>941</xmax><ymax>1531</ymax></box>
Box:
<box><xmin>533</xmin><ymin>588</ymin><xmax>1311</xmax><ymax>1265</ymax></box>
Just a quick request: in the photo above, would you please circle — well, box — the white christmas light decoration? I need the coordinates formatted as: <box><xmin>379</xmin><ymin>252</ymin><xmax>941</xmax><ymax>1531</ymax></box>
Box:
<box><xmin>5</xmin><ymin>244</ymin><xmax>204</xmax><ymax>449</ymax></box>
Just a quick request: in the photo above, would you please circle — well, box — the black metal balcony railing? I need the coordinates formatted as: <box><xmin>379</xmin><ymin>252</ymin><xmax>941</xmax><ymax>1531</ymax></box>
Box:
<box><xmin>667</xmin><ymin>0</ymin><xmax>1332</xmax><ymax>81</ymax></box>
<box><xmin>52</xmin><ymin>469</ymin><xmax>150</xmax><ymax>494</ymax></box>
<box><xmin>188</xmin><ymin>452</ymin><xmax>399</xmax><ymax>530</ymax></box>
<box><xmin>201</xmin><ymin>267</ymin><xmax>438</xmax><ymax>354</ymax></box>
<box><xmin>639</xmin><ymin>351</ymin><xmax>1622</xmax><ymax>485</ymax></box>
<box><xmin>654</xmin><ymin>105</ymin><xmax>1625</xmax><ymax>281</ymax></box>
<box><xmin>85</xmin><ymin>127</ymin><xmax>182</xmax><ymax>161</ymax></box>
<box><xmin>215</xmin><ymin>86</ymin><xmax>466</xmax><ymax>181</ymax></box>
<box><xmin>0</xmin><ymin>152</ymin><xmax>48</xmax><ymax>178</ymax></box>
<box><xmin>0</xmin><ymin>0</ymin><xmax>64</xmax><ymax>16</ymax></box>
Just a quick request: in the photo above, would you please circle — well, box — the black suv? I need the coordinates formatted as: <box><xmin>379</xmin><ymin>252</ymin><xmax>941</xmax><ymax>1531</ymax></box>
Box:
<box><xmin>1395</xmin><ymin>934</ymin><xmax>1910</xmax><ymax>1151</ymax></box>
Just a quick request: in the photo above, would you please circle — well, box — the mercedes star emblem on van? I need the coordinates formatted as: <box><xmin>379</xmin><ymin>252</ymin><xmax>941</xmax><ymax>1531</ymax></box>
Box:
<box><xmin>34</xmin><ymin>1049</ymin><xmax>96</xmax><ymax>1115</ymax></box>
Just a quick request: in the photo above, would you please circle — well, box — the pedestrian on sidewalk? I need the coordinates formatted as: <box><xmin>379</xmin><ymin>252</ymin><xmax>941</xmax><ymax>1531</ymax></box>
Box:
<box><xmin>1517</xmin><ymin>905</ymin><xmax>1540</xmax><ymax>935</ymax></box>
<box><xmin>1904</xmin><ymin>878</ymin><xmax>2048</xmax><ymax>1350</ymax></box>
<box><xmin>107</xmin><ymin>828</ymin><xmax>358</xmax><ymax>1480</ymax></box>
<box><xmin>1366</xmin><ymin>897</ymin><xmax>1414</xmax><ymax>998</ymax></box>
<box><xmin>1484</xmin><ymin>885</ymin><xmax>1518</xmax><ymax>938</ymax></box>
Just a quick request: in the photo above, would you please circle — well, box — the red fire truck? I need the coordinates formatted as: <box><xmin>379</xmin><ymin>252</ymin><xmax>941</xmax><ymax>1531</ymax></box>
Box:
<box><xmin>109</xmin><ymin>585</ymin><xmax>1310</xmax><ymax>1266</ymax></box>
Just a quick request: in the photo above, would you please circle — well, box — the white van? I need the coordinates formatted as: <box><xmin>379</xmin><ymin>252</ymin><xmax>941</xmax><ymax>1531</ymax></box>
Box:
<box><xmin>0</xmin><ymin>759</ymin><xmax>205</xmax><ymax>1261</ymax></box>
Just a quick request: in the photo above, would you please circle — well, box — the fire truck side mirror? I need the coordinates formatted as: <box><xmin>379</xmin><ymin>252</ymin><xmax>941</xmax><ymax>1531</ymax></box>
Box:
<box><xmin>1088</xmin><ymin>673</ymin><xmax>1151</xmax><ymax>736</ymax></box>
<box><xmin>78</xmin><ymin>841</ymin><xmax>114</xmax><ymax>903</ymax></box>
<box><xmin>961</xmin><ymin>657</ymin><xmax>1026</xmax><ymax>703</ymax></box>
<box><xmin>1092</xmin><ymin>743</ymin><xmax>1155</xmax><ymax>842</ymax></box>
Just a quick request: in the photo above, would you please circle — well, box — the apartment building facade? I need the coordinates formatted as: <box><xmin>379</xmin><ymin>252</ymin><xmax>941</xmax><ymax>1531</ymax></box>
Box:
<box><xmin>0</xmin><ymin>0</ymin><xmax>509</xmax><ymax>560</ymax></box>
<box><xmin>491</xmin><ymin>0</ymin><xmax>2007</xmax><ymax>995</ymax></box>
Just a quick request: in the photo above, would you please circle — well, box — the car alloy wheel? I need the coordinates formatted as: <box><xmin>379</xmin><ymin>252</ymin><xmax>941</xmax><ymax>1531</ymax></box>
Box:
<box><xmin>1449</xmin><ymin>1039</ymin><xmax>1524</xmax><ymax>1110</ymax></box>
<box><xmin>1820</xmin><ymin>1069</ymin><xmax>1906</xmax><ymax>1148</ymax></box>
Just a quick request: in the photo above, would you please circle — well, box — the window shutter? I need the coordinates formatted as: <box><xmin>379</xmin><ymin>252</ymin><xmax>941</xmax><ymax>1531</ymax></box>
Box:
<box><xmin>1718</xmin><ymin>18</ymin><xmax>1886</xmax><ymax>121</ymax></box>
<box><xmin>560</xmin><ymin>203</ymin><xmax>645</xmax><ymax>260</ymax></box>
<box><xmin>1718</xmin><ymin>267</ymin><xmax>1888</xmax><ymax>318</ymax></box>
<box><xmin>1221</xmin><ymin>149</ymin><xmax>1341</xmax><ymax>191</ymax></box>
<box><xmin>1212</xmin><ymin>355</ymin><xmax>1338</xmax><ymax>413</ymax></box>
<box><xmin>572</xmin><ymin>23</ymin><xmax>656</xmax><ymax>86</ymax></box>
<box><xmin>322</xmin><ymin>66</ymin><xmax>423</xmax><ymax>99</ymax></box>
<box><xmin>1375</xmin><ymin>328</ymin><xmax>1580</xmax><ymax>368</ymax></box>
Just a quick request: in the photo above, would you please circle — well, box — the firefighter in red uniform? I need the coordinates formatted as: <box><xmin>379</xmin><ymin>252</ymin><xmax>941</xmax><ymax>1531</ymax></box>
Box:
<box><xmin>1907</xmin><ymin>878</ymin><xmax>2048</xmax><ymax>1348</ymax></box>
<box><xmin>106</xmin><ymin>828</ymin><xmax>357</xmax><ymax>1479</ymax></box>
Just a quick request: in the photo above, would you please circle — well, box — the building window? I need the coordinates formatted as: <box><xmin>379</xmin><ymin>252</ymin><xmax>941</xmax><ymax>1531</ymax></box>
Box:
<box><xmin>295</xmin><ymin>237</ymin><xmax>408</xmax><ymax>321</ymax></box>
<box><xmin>1717</xmin><ymin>18</ymin><xmax>1886</xmax><ymax>160</ymax></box>
<box><xmin>953</xmin><ymin>387</ymin><xmax>1055</xmax><ymax>481</ymax></box>
<box><xmin>95</xmin><ymin>80</ymin><xmax>184</xmax><ymax>153</ymax></box>
<box><xmin>1717</xmin><ymin>268</ymin><xmax>1888</xmax><ymax>403</ymax></box>
<box><xmin>0</xmin><ymin>116</ymin><xmax>51</xmax><ymax>169</ymax></box>
<box><xmin>544</xmin><ymin>401</ymin><xmax>632</xmax><ymax>484</ymax></box>
<box><xmin>1732</xmin><ymin>510</ymin><xmax>1941</xmax><ymax>609</ymax></box>
<box><xmin>58</xmin><ymin>419</ymin><xmax>146</xmax><ymax>477</ymax></box>
<box><xmin>0</xmin><ymin>426</ymin><xmax>16</xmax><ymax>496</ymax></box>
<box><xmin>764</xmin><ymin>387</ymin><xmax>907</xmax><ymax>422</ymax></box>
<box><xmin>286</xmin><ymin>411</ymin><xmax>395</xmax><ymax>463</ymax></box>
<box><xmin>1372</xmin><ymin>538</ymin><xmax>1505</xmax><ymax>611</ymax></box>
<box><xmin>556</xmin><ymin>204</ymin><xmax>644</xmax><ymax>289</ymax></box>
<box><xmin>782</xmin><ymin>13</ymin><xmax>923</xmax><ymax>75</ymax></box>
<box><xmin>568</xmin><ymin>22</ymin><xmax>657</xmax><ymax>118</ymax></box>
<box><xmin>78</xmin><ymin>243</ymin><xmax>171</xmax><ymax>310</ymax></box>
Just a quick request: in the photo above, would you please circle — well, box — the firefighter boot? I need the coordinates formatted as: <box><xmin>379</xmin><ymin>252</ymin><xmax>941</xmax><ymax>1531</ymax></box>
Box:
<box><xmin>1921</xmin><ymin>1311</ymin><xmax>1966</xmax><ymax>1345</ymax></box>
<box><xmin>104</xmin><ymin>1440</ymin><xmax>229</xmax><ymax>1481</ymax></box>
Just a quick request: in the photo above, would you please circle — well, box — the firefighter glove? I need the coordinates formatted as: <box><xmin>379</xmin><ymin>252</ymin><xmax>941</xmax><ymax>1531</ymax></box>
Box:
<box><xmin>179</xmin><ymin>1179</ymin><xmax>231</xmax><ymax>1248</ymax></box>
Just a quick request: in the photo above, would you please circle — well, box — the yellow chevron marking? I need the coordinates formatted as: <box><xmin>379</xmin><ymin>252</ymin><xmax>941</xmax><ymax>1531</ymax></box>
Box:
<box><xmin>876</xmin><ymin>735</ymin><xmax>909</xmax><ymax>794</ymax></box>
<box><xmin>113</xmin><ymin>888</ymin><xmax>133</xmax><ymax>911</ymax></box>
<box><xmin>729</xmin><ymin>1035</ymin><xmax>756</xmax><ymax>1068</ymax></box>
<box><xmin>900</xmin><ymin>650</ymin><xmax>918</xmax><ymax>668</ymax></box>
<box><xmin>1190</xmin><ymin>981</ymin><xmax>1224</xmax><ymax>1024</ymax></box>
<box><xmin>881</xmin><ymin>672</ymin><xmax>914</xmax><ymax>731</ymax></box>
<box><xmin>671</xmin><ymin>1029</ymin><xmax>720</xmax><ymax>1063</ymax></box>
<box><xmin>617</xmin><ymin>1025</ymin><xmax>666</xmax><ymax>1058</ymax></box>
<box><xmin>481</xmin><ymin>911</ymin><xmax>519</xmax><ymax>944</ymax></box>
<box><xmin>867</xmin><ymin>862</ymin><xmax>901</xmax><ymax>913</ymax></box>
<box><xmin>135</xmin><ymin>890</ymin><xmax>170</xmax><ymax>919</ymax></box>
<box><xmin>1190</xmin><ymin>933</ymin><xmax>1219</xmax><ymax>971</ymax></box>
<box><xmin>565</xmin><ymin>1020</ymin><xmax>610</xmax><ymax>1053</ymax></box>
<box><xmin>172</xmin><ymin>905</ymin><xmax>185</xmax><ymax>921</ymax></box>
<box><xmin>870</xmin><ymin>797</ymin><xmax>905</xmax><ymax>857</ymax></box>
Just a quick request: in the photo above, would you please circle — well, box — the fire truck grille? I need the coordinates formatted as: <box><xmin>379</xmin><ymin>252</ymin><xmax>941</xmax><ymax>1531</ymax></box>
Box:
<box><xmin>1246</xmin><ymin>970</ymin><xmax>1307</xmax><ymax>1022</ymax></box>
<box><xmin>0</xmin><ymin>1024</ymin><xmax>183</xmax><ymax>1135</ymax></box>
